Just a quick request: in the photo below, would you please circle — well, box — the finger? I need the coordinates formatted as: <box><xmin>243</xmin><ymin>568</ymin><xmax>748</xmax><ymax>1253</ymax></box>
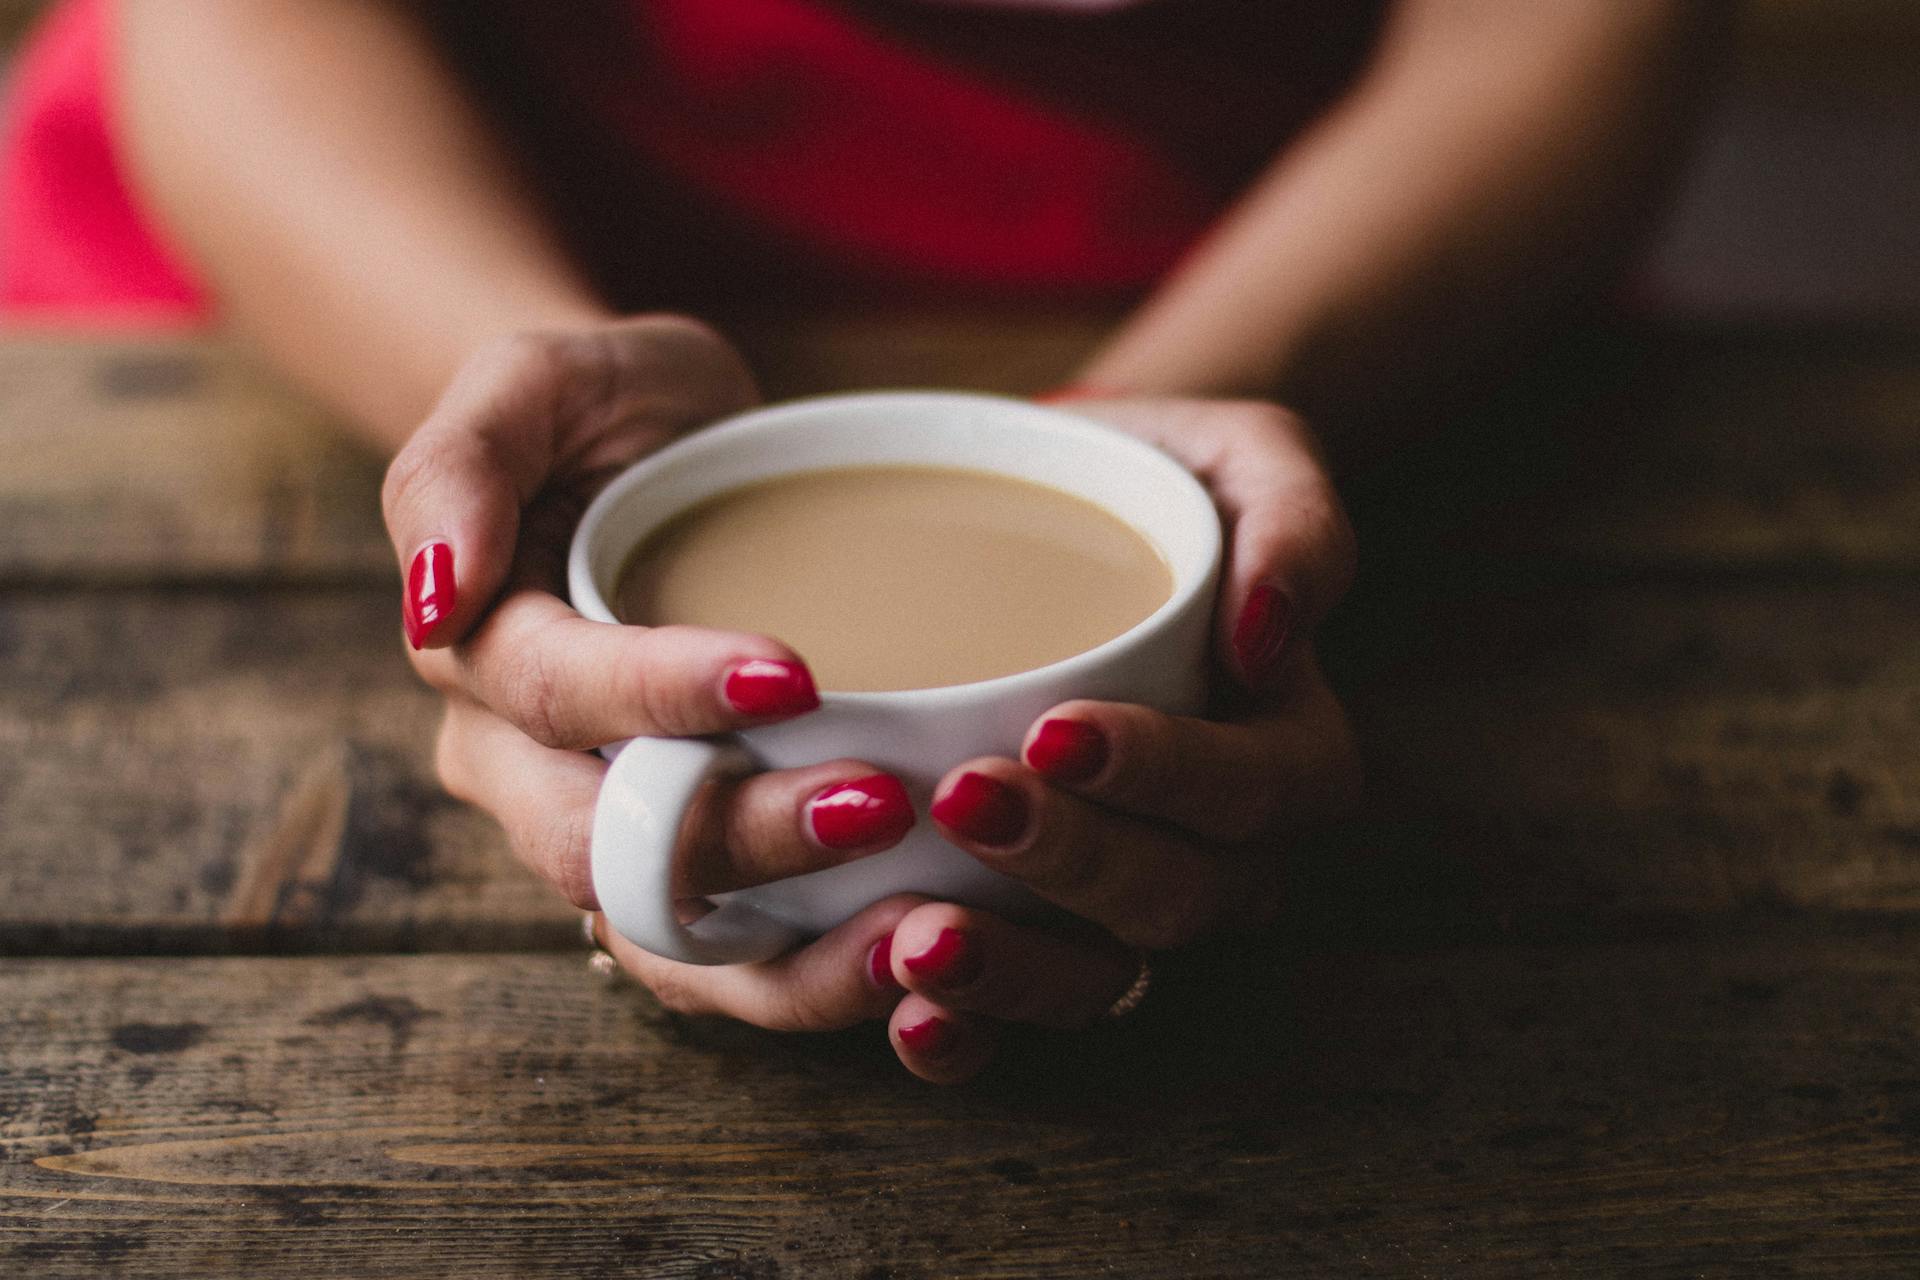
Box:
<box><xmin>1052</xmin><ymin>398</ymin><xmax>1356</xmax><ymax>687</ymax></box>
<box><xmin>383</xmin><ymin>408</ymin><xmax>535</xmax><ymax>653</ymax></box>
<box><xmin>414</xmin><ymin>585</ymin><xmax>819</xmax><ymax>748</ymax></box>
<box><xmin>889</xmin><ymin>993</ymin><xmax>1001</xmax><ymax>1085</ymax></box>
<box><xmin>435</xmin><ymin>698</ymin><xmax>605</xmax><ymax>909</ymax></box>
<box><xmin>441</xmin><ymin>694</ymin><xmax>915</xmax><ymax>914</ymax></box>
<box><xmin>594</xmin><ymin>896</ymin><xmax>927</xmax><ymax>1033</ymax></box>
<box><xmin>678</xmin><ymin>759</ymin><xmax>916</xmax><ymax>898</ymax></box>
<box><xmin>931</xmin><ymin>759</ymin><xmax>1276</xmax><ymax>952</ymax></box>
<box><xmin>1021</xmin><ymin>684</ymin><xmax>1362</xmax><ymax>842</ymax></box>
<box><xmin>382</xmin><ymin>319</ymin><xmax>760</xmax><ymax>651</ymax></box>
<box><xmin>884</xmin><ymin>901</ymin><xmax>1140</xmax><ymax>1031</ymax></box>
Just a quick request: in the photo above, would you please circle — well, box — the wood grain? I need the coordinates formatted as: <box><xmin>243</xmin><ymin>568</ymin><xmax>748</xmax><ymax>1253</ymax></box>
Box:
<box><xmin>1332</xmin><ymin>579</ymin><xmax>1920</xmax><ymax>922</ymax></box>
<box><xmin>0</xmin><ymin>340</ymin><xmax>391</xmax><ymax>584</ymax></box>
<box><xmin>3</xmin><ymin>932</ymin><xmax>1919</xmax><ymax>1276</ymax></box>
<box><xmin>0</xmin><ymin>589</ymin><xmax>569</xmax><ymax>954</ymax></box>
<box><xmin>1452</xmin><ymin>329</ymin><xmax>1920</xmax><ymax>574</ymax></box>
<box><xmin>4</xmin><ymin>327</ymin><xmax>1918</xmax><ymax>585</ymax></box>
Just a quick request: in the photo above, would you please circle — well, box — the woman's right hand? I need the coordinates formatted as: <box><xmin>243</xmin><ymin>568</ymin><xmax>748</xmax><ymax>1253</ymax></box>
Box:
<box><xmin>381</xmin><ymin>315</ymin><xmax>928</xmax><ymax>1014</ymax></box>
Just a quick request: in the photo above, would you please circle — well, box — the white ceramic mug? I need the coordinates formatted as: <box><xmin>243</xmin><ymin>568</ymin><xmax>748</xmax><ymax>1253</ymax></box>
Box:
<box><xmin>568</xmin><ymin>391</ymin><xmax>1222</xmax><ymax>965</ymax></box>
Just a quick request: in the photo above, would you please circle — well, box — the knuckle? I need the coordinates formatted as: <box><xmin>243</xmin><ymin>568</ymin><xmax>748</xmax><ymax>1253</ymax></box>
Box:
<box><xmin>1110</xmin><ymin>707</ymin><xmax>1177</xmax><ymax>797</ymax></box>
<box><xmin>1128</xmin><ymin>868</ymin><xmax>1221</xmax><ymax>951</ymax></box>
<box><xmin>1242</xmin><ymin>400</ymin><xmax>1304</xmax><ymax>441</ymax></box>
<box><xmin>619</xmin><ymin>657</ymin><xmax>702</xmax><ymax>738</ymax></box>
<box><xmin>764</xmin><ymin>984</ymin><xmax>852</xmax><ymax>1035</ymax></box>
<box><xmin>533</xmin><ymin>806</ymin><xmax>596</xmax><ymax>910</ymax></box>
<box><xmin>636</xmin><ymin>311</ymin><xmax>730</xmax><ymax>354</ymax></box>
<box><xmin>488</xmin><ymin>330</ymin><xmax>570</xmax><ymax>381</ymax></box>
<box><xmin>380</xmin><ymin>431</ymin><xmax>455</xmax><ymax>527</ymax></box>
<box><xmin>640</xmin><ymin>967</ymin><xmax>709</xmax><ymax>1018</ymax></box>
<box><xmin>1031</xmin><ymin>830</ymin><xmax>1103</xmax><ymax>901</ymax></box>
<box><xmin>501</xmin><ymin>646</ymin><xmax>583</xmax><ymax>750</ymax></box>
<box><xmin>1213</xmin><ymin>400</ymin><xmax>1308</xmax><ymax>459</ymax></box>
<box><xmin>630</xmin><ymin>314</ymin><xmax>758</xmax><ymax>412</ymax></box>
<box><xmin>464</xmin><ymin>331</ymin><xmax>576</xmax><ymax>419</ymax></box>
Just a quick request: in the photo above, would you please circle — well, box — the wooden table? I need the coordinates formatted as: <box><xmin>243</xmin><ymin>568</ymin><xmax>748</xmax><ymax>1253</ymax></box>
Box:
<box><xmin>3</xmin><ymin>317</ymin><xmax>1920</xmax><ymax>1276</ymax></box>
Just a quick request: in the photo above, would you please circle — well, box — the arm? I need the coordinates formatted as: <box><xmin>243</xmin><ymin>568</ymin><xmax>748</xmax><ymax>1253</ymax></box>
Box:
<box><xmin>117</xmin><ymin>0</ymin><xmax>609</xmax><ymax>448</ymax></box>
<box><xmin>1075</xmin><ymin>0</ymin><xmax>1728</xmax><ymax>456</ymax></box>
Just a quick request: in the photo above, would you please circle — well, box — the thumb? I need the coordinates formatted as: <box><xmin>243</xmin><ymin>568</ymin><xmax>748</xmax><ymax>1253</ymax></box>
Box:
<box><xmin>1042</xmin><ymin>397</ymin><xmax>1356</xmax><ymax>690</ymax></box>
<box><xmin>381</xmin><ymin>341</ymin><xmax>556</xmax><ymax>650</ymax></box>
<box><xmin>381</xmin><ymin>320</ymin><xmax>761</xmax><ymax>649</ymax></box>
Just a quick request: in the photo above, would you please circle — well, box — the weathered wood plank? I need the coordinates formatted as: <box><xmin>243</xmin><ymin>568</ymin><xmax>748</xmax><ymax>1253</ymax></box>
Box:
<box><xmin>4</xmin><ymin>575</ymin><xmax>1919</xmax><ymax>950</ymax></box>
<box><xmin>1450</xmin><ymin>329</ymin><xmax>1920</xmax><ymax>574</ymax></box>
<box><xmin>1332</xmin><ymin>578</ymin><xmax>1920</xmax><ymax>921</ymax></box>
<box><xmin>0</xmin><ymin>589</ymin><xmax>570</xmax><ymax>953</ymax></box>
<box><xmin>4</xmin><ymin>326</ymin><xmax>1919</xmax><ymax>584</ymax></box>
<box><xmin>4</xmin><ymin>930</ymin><xmax>1920</xmax><ymax>1276</ymax></box>
<box><xmin>0</xmin><ymin>340</ymin><xmax>392</xmax><ymax>583</ymax></box>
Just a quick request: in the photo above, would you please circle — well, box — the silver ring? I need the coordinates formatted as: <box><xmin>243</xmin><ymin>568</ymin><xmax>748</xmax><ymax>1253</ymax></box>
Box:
<box><xmin>583</xmin><ymin>912</ymin><xmax>622</xmax><ymax>983</ymax></box>
<box><xmin>1105</xmin><ymin>951</ymin><xmax>1153</xmax><ymax>1021</ymax></box>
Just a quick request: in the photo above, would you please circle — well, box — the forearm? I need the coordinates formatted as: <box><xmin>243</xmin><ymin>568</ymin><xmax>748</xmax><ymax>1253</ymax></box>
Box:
<box><xmin>1077</xmin><ymin>0</ymin><xmax>1726</xmax><ymax>450</ymax></box>
<box><xmin>117</xmin><ymin>0</ymin><xmax>608</xmax><ymax>450</ymax></box>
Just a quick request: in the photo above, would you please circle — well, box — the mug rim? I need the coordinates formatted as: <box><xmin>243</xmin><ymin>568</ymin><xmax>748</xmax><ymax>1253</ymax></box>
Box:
<box><xmin>567</xmin><ymin>389</ymin><xmax>1223</xmax><ymax>707</ymax></box>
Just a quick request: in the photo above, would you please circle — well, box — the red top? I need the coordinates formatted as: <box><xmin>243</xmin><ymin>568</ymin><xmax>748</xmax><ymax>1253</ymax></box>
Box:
<box><xmin>0</xmin><ymin>0</ymin><xmax>1383</xmax><ymax>324</ymax></box>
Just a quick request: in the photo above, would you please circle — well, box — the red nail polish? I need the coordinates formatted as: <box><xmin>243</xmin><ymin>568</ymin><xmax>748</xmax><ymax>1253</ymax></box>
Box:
<box><xmin>723</xmin><ymin>659</ymin><xmax>820</xmax><ymax>718</ymax></box>
<box><xmin>930</xmin><ymin>773</ymin><xmax>1028</xmax><ymax>847</ymax></box>
<box><xmin>1232</xmin><ymin>584</ymin><xmax>1292</xmax><ymax>685</ymax></box>
<box><xmin>1026</xmin><ymin>719</ymin><xmax>1108</xmax><ymax>784</ymax></box>
<box><xmin>897</xmin><ymin>1015</ymin><xmax>953</xmax><ymax>1055</ymax></box>
<box><xmin>867</xmin><ymin>932</ymin><xmax>902</xmax><ymax>991</ymax></box>
<box><xmin>404</xmin><ymin>542</ymin><xmax>456</xmax><ymax>650</ymax></box>
<box><xmin>809</xmin><ymin>774</ymin><xmax>914</xmax><ymax>850</ymax></box>
<box><xmin>904</xmin><ymin>927</ymin><xmax>982</xmax><ymax>988</ymax></box>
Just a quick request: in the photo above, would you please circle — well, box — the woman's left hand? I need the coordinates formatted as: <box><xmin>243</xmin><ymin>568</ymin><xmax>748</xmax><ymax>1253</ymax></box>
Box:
<box><xmin>589</xmin><ymin>398</ymin><xmax>1360</xmax><ymax>1086</ymax></box>
<box><xmin>874</xmin><ymin>397</ymin><xmax>1363</xmax><ymax>1082</ymax></box>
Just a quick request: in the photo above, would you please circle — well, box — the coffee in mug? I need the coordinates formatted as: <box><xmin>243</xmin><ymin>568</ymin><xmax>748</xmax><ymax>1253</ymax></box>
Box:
<box><xmin>611</xmin><ymin>465</ymin><xmax>1174</xmax><ymax>692</ymax></box>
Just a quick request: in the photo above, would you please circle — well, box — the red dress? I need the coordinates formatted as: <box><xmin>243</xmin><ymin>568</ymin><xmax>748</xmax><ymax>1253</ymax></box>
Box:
<box><xmin>0</xmin><ymin>0</ymin><xmax>1382</xmax><ymax>323</ymax></box>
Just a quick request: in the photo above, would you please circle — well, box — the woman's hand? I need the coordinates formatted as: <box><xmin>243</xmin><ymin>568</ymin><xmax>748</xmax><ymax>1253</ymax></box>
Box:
<box><xmin>382</xmin><ymin>315</ymin><xmax>930</xmax><ymax>1025</ymax></box>
<box><xmin>870</xmin><ymin>398</ymin><xmax>1363</xmax><ymax>1082</ymax></box>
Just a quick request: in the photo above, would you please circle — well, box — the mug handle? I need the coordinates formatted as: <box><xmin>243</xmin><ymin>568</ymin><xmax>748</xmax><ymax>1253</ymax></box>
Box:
<box><xmin>590</xmin><ymin>737</ymin><xmax>807</xmax><ymax>966</ymax></box>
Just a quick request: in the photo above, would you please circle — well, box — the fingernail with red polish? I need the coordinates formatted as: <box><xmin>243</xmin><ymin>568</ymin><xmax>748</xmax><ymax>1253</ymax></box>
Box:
<box><xmin>866</xmin><ymin>932</ymin><xmax>903</xmax><ymax>992</ymax></box>
<box><xmin>904</xmin><ymin>927</ymin><xmax>982</xmax><ymax>989</ymax></box>
<box><xmin>723</xmin><ymin>659</ymin><xmax>820</xmax><ymax>718</ymax></box>
<box><xmin>1232</xmin><ymin>584</ymin><xmax>1292</xmax><ymax>685</ymax></box>
<box><xmin>809</xmin><ymin>774</ymin><xmax>914</xmax><ymax>850</ymax></box>
<box><xmin>897</xmin><ymin>1015</ymin><xmax>954</xmax><ymax>1055</ymax></box>
<box><xmin>404</xmin><ymin>541</ymin><xmax>456</xmax><ymax>650</ymax></box>
<box><xmin>930</xmin><ymin>772</ymin><xmax>1028</xmax><ymax>847</ymax></box>
<box><xmin>1026</xmin><ymin>719</ymin><xmax>1108</xmax><ymax>784</ymax></box>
